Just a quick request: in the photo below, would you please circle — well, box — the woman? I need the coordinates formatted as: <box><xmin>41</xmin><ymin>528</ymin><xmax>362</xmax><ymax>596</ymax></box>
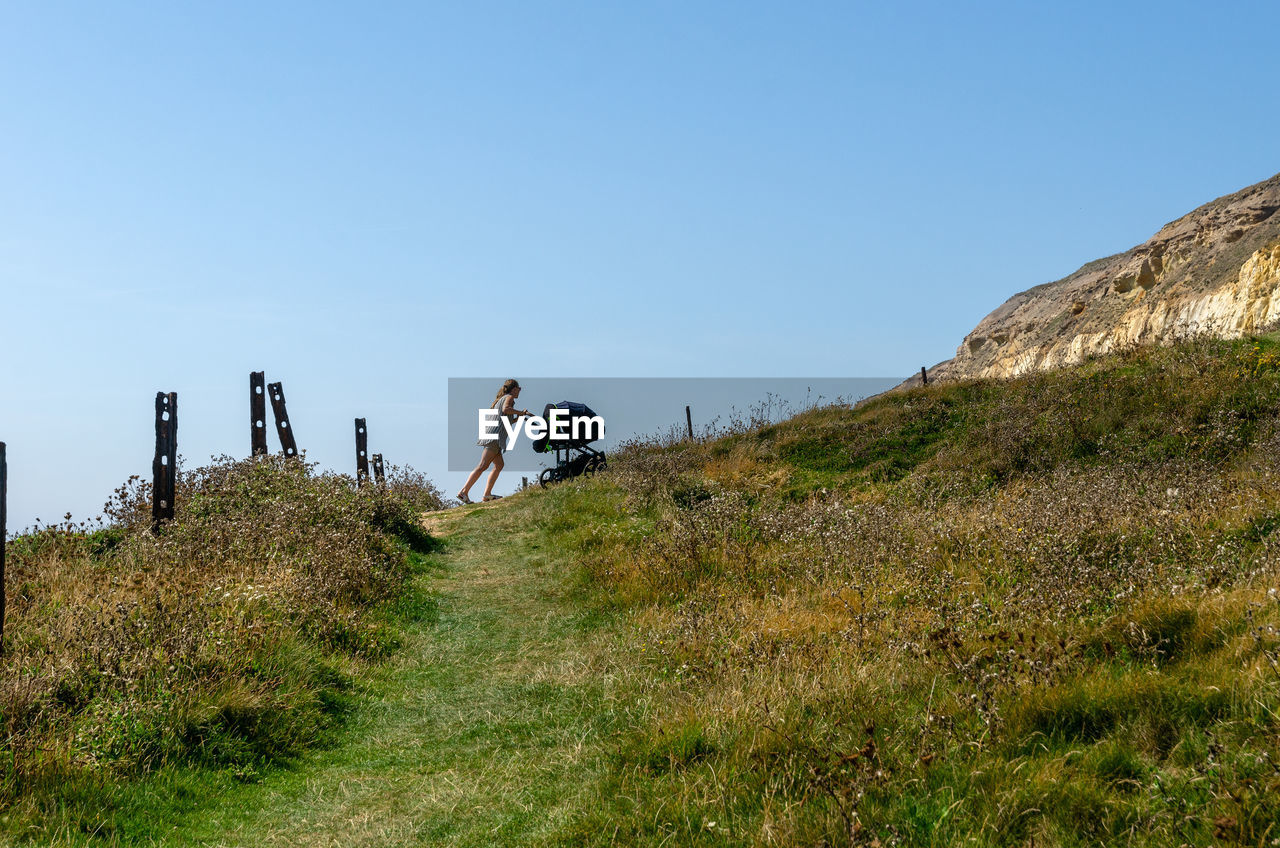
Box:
<box><xmin>456</xmin><ymin>378</ymin><xmax>530</xmax><ymax>504</ymax></box>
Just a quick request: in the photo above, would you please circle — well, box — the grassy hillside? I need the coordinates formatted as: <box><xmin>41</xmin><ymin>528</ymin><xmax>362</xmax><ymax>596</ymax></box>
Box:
<box><xmin>536</xmin><ymin>333</ymin><xmax>1280</xmax><ymax>846</ymax></box>
<box><xmin>0</xmin><ymin>456</ymin><xmax>443</xmax><ymax>840</ymax></box>
<box><xmin>7</xmin><ymin>334</ymin><xmax>1280</xmax><ymax>847</ymax></box>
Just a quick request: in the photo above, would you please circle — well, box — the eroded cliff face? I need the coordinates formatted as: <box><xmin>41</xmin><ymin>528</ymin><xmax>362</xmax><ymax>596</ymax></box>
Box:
<box><xmin>928</xmin><ymin>173</ymin><xmax>1280</xmax><ymax>382</ymax></box>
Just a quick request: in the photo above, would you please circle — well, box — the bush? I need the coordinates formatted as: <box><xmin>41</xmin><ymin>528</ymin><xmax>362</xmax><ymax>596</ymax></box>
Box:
<box><xmin>0</xmin><ymin>454</ymin><xmax>442</xmax><ymax>802</ymax></box>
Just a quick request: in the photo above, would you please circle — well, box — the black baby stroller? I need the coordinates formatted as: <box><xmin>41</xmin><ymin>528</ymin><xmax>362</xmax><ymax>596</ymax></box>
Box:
<box><xmin>531</xmin><ymin>401</ymin><xmax>606</xmax><ymax>488</ymax></box>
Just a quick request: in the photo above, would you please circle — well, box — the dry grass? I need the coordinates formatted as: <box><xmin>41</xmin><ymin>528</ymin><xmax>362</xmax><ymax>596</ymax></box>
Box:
<box><xmin>545</xmin><ymin>334</ymin><xmax>1280</xmax><ymax>846</ymax></box>
<box><xmin>0</xmin><ymin>454</ymin><xmax>443</xmax><ymax>822</ymax></box>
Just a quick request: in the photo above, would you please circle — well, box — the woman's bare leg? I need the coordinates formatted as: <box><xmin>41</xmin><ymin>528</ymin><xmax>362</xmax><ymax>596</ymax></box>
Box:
<box><xmin>458</xmin><ymin>447</ymin><xmax>498</xmax><ymax>499</ymax></box>
<box><xmin>481</xmin><ymin>452</ymin><xmax>505</xmax><ymax>499</ymax></box>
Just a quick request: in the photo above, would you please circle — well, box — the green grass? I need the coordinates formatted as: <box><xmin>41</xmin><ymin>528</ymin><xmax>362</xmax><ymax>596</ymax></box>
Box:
<box><xmin>11</xmin><ymin>333</ymin><xmax>1280</xmax><ymax>846</ymax></box>
<box><xmin>710</xmin><ymin>332</ymin><xmax>1280</xmax><ymax>497</ymax></box>
<box><xmin>538</xmin><ymin>334</ymin><xmax>1280</xmax><ymax>845</ymax></box>
<box><xmin>0</xmin><ymin>547</ymin><xmax>440</xmax><ymax>845</ymax></box>
<box><xmin>3</xmin><ymin>494</ymin><xmax>663</xmax><ymax>846</ymax></box>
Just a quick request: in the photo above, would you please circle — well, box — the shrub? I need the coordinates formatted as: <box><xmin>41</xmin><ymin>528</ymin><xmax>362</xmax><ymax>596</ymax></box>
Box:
<box><xmin>0</xmin><ymin>454</ymin><xmax>441</xmax><ymax>802</ymax></box>
<box><xmin>551</xmin><ymin>333</ymin><xmax>1280</xmax><ymax>845</ymax></box>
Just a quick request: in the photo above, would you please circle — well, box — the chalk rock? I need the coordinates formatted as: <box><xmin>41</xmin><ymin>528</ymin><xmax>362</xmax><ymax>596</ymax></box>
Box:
<box><xmin>928</xmin><ymin>173</ymin><xmax>1280</xmax><ymax>381</ymax></box>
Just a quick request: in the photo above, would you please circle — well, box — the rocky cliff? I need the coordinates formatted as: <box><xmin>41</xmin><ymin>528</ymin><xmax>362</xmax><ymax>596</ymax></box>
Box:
<box><xmin>925</xmin><ymin>173</ymin><xmax>1280</xmax><ymax>382</ymax></box>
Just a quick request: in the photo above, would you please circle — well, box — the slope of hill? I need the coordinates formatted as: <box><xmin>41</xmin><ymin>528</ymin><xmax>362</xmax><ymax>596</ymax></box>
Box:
<box><xmin>927</xmin><ymin>173</ymin><xmax>1280</xmax><ymax>382</ymax></box>
<box><xmin>10</xmin><ymin>337</ymin><xmax>1280</xmax><ymax>847</ymax></box>
<box><xmin>538</xmin><ymin>332</ymin><xmax>1280</xmax><ymax>845</ymax></box>
<box><xmin>0</xmin><ymin>457</ymin><xmax>445</xmax><ymax>841</ymax></box>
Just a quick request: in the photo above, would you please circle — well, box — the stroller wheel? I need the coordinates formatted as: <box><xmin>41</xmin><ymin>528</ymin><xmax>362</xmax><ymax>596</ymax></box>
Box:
<box><xmin>538</xmin><ymin>468</ymin><xmax>555</xmax><ymax>489</ymax></box>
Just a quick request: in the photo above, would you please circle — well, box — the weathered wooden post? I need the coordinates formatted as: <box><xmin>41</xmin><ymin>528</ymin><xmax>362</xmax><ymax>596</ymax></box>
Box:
<box><xmin>522</xmin><ymin>476</ymin><xmax>528</xmax><ymax>491</ymax></box>
<box><xmin>686</xmin><ymin>405</ymin><xmax>694</xmax><ymax>441</ymax></box>
<box><xmin>152</xmin><ymin>392</ymin><xmax>177</xmax><ymax>531</ymax></box>
<box><xmin>354</xmin><ymin>418</ymin><xmax>369</xmax><ymax>486</ymax></box>
<box><xmin>267</xmin><ymin>382</ymin><xmax>299</xmax><ymax>457</ymax></box>
<box><xmin>371</xmin><ymin>453</ymin><xmax>385</xmax><ymax>486</ymax></box>
<box><xmin>1</xmin><ymin>441</ymin><xmax>6</xmax><ymax>653</ymax></box>
<box><xmin>921</xmin><ymin>366</ymin><xmax>928</xmax><ymax>386</ymax></box>
<box><xmin>250</xmin><ymin>371</ymin><xmax>268</xmax><ymax>456</ymax></box>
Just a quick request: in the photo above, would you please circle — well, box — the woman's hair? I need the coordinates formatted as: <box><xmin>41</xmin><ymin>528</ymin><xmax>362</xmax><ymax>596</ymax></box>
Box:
<box><xmin>495</xmin><ymin>378</ymin><xmax>520</xmax><ymax>400</ymax></box>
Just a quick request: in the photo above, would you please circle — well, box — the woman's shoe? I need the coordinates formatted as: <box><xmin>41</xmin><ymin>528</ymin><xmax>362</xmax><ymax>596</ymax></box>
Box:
<box><xmin>456</xmin><ymin>492</ymin><xmax>473</xmax><ymax>504</ymax></box>
<box><xmin>482</xmin><ymin>494</ymin><xmax>503</xmax><ymax>501</ymax></box>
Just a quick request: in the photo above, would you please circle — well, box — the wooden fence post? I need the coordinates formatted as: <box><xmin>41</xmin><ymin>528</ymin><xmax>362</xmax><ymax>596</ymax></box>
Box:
<box><xmin>152</xmin><ymin>392</ymin><xmax>177</xmax><ymax>531</ymax></box>
<box><xmin>921</xmin><ymin>366</ymin><xmax>928</xmax><ymax>386</ymax></box>
<box><xmin>686</xmin><ymin>405</ymin><xmax>694</xmax><ymax>441</ymax></box>
<box><xmin>250</xmin><ymin>371</ymin><xmax>268</xmax><ymax>456</ymax></box>
<box><xmin>354</xmin><ymin>418</ymin><xmax>369</xmax><ymax>486</ymax></box>
<box><xmin>1</xmin><ymin>441</ymin><xmax>6</xmax><ymax>654</ymax></box>
<box><xmin>267</xmin><ymin>382</ymin><xmax>299</xmax><ymax>457</ymax></box>
<box><xmin>372</xmin><ymin>453</ymin><xmax>385</xmax><ymax>486</ymax></box>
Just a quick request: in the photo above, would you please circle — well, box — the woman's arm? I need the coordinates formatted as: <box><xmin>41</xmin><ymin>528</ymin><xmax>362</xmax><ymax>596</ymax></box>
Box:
<box><xmin>501</xmin><ymin>396</ymin><xmax>530</xmax><ymax>418</ymax></box>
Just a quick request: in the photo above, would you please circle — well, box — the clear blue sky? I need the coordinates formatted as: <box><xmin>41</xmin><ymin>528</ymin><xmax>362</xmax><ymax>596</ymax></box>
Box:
<box><xmin>2</xmin><ymin>1</ymin><xmax>1279</xmax><ymax>528</ymax></box>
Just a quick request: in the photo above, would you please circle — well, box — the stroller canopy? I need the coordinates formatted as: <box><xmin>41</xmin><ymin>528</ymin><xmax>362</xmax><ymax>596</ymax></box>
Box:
<box><xmin>531</xmin><ymin>401</ymin><xmax>603</xmax><ymax>453</ymax></box>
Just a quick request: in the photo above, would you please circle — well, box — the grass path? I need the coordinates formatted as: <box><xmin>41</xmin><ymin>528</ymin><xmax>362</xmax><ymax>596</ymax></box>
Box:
<box><xmin>158</xmin><ymin>493</ymin><xmax>637</xmax><ymax>847</ymax></box>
